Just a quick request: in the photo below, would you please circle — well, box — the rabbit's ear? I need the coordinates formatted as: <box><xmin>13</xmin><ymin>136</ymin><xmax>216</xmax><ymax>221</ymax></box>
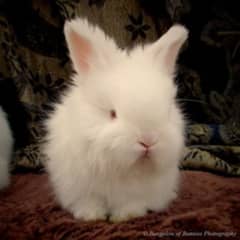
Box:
<box><xmin>149</xmin><ymin>25</ymin><xmax>188</xmax><ymax>75</ymax></box>
<box><xmin>64</xmin><ymin>19</ymin><xmax>117</xmax><ymax>75</ymax></box>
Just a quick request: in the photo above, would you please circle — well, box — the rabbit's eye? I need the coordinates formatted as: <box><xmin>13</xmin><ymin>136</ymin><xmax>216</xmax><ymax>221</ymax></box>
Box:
<box><xmin>110</xmin><ymin>109</ymin><xmax>117</xmax><ymax>119</ymax></box>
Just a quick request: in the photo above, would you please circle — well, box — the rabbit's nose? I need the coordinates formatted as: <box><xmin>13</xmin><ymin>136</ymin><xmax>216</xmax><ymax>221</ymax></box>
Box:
<box><xmin>138</xmin><ymin>141</ymin><xmax>156</xmax><ymax>151</ymax></box>
<box><xmin>138</xmin><ymin>141</ymin><xmax>151</xmax><ymax>149</ymax></box>
<box><xmin>138</xmin><ymin>133</ymin><xmax>158</xmax><ymax>148</ymax></box>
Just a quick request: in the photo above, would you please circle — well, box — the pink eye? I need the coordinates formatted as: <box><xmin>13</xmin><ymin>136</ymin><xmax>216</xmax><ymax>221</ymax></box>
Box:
<box><xmin>110</xmin><ymin>109</ymin><xmax>117</xmax><ymax>119</ymax></box>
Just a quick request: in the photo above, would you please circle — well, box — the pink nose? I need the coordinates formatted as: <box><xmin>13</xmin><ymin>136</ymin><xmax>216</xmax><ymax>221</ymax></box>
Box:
<box><xmin>138</xmin><ymin>141</ymin><xmax>151</xmax><ymax>149</ymax></box>
<box><xmin>138</xmin><ymin>133</ymin><xmax>158</xmax><ymax>148</ymax></box>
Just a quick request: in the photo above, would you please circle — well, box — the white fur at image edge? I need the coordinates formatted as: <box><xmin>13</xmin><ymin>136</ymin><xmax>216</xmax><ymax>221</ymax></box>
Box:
<box><xmin>0</xmin><ymin>106</ymin><xmax>13</xmax><ymax>189</ymax></box>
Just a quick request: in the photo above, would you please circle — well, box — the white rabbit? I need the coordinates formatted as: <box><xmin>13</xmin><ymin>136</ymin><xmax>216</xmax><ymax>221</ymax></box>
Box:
<box><xmin>0</xmin><ymin>106</ymin><xmax>13</xmax><ymax>190</ymax></box>
<box><xmin>44</xmin><ymin>18</ymin><xmax>188</xmax><ymax>222</ymax></box>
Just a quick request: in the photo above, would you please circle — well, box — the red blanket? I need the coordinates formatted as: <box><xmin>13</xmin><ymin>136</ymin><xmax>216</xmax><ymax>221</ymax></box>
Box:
<box><xmin>0</xmin><ymin>171</ymin><xmax>240</xmax><ymax>240</ymax></box>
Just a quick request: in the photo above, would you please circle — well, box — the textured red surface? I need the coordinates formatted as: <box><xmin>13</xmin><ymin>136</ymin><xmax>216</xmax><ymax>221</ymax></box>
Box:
<box><xmin>0</xmin><ymin>171</ymin><xmax>240</xmax><ymax>240</ymax></box>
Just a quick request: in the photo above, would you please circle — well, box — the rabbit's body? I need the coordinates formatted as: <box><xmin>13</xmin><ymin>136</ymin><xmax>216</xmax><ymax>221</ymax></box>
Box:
<box><xmin>0</xmin><ymin>106</ymin><xmax>13</xmax><ymax>190</ymax></box>
<box><xmin>44</xmin><ymin>19</ymin><xmax>188</xmax><ymax>221</ymax></box>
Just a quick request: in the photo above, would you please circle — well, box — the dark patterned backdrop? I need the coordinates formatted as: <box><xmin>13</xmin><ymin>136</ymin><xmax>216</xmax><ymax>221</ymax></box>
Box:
<box><xmin>0</xmin><ymin>0</ymin><xmax>239</xmax><ymax>175</ymax></box>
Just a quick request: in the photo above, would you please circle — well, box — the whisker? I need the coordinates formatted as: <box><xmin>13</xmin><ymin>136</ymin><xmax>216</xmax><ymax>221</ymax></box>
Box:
<box><xmin>177</xmin><ymin>98</ymin><xmax>208</xmax><ymax>105</ymax></box>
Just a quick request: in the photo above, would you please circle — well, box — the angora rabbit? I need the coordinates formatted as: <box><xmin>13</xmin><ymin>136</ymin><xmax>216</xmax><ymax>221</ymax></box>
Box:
<box><xmin>44</xmin><ymin>18</ymin><xmax>188</xmax><ymax>222</ymax></box>
<box><xmin>0</xmin><ymin>106</ymin><xmax>13</xmax><ymax>190</ymax></box>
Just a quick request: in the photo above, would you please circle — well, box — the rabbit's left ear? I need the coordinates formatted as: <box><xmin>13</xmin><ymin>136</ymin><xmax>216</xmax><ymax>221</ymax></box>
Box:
<box><xmin>149</xmin><ymin>25</ymin><xmax>188</xmax><ymax>75</ymax></box>
<box><xmin>64</xmin><ymin>18</ymin><xmax>117</xmax><ymax>76</ymax></box>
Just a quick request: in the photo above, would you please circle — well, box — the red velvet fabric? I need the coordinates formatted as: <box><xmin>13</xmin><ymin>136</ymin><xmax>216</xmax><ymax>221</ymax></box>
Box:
<box><xmin>0</xmin><ymin>171</ymin><xmax>239</xmax><ymax>240</ymax></box>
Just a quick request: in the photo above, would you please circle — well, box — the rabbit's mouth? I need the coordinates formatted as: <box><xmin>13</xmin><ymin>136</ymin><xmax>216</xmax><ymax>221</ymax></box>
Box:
<box><xmin>136</xmin><ymin>142</ymin><xmax>157</xmax><ymax>162</ymax></box>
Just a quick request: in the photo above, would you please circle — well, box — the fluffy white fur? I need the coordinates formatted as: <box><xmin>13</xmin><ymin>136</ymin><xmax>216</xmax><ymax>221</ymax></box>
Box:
<box><xmin>44</xmin><ymin>18</ymin><xmax>188</xmax><ymax>222</ymax></box>
<box><xmin>0</xmin><ymin>106</ymin><xmax>13</xmax><ymax>190</ymax></box>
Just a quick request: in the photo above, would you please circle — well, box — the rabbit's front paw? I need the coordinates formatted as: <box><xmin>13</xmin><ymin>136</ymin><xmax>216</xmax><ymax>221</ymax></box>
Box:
<box><xmin>148</xmin><ymin>190</ymin><xmax>178</xmax><ymax>212</ymax></box>
<box><xmin>110</xmin><ymin>205</ymin><xmax>147</xmax><ymax>222</ymax></box>
<box><xmin>72</xmin><ymin>203</ymin><xmax>107</xmax><ymax>221</ymax></box>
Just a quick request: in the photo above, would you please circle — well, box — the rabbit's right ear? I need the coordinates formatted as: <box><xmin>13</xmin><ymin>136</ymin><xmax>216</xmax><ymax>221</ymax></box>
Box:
<box><xmin>148</xmin><ymin>25</ymin><xmax>188</xmax><ymax>76</ymax></box>
<box><xmin>64</xmin><ymin>18</ymin><xmax>117</xmax><ymax>76</ymax></box>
